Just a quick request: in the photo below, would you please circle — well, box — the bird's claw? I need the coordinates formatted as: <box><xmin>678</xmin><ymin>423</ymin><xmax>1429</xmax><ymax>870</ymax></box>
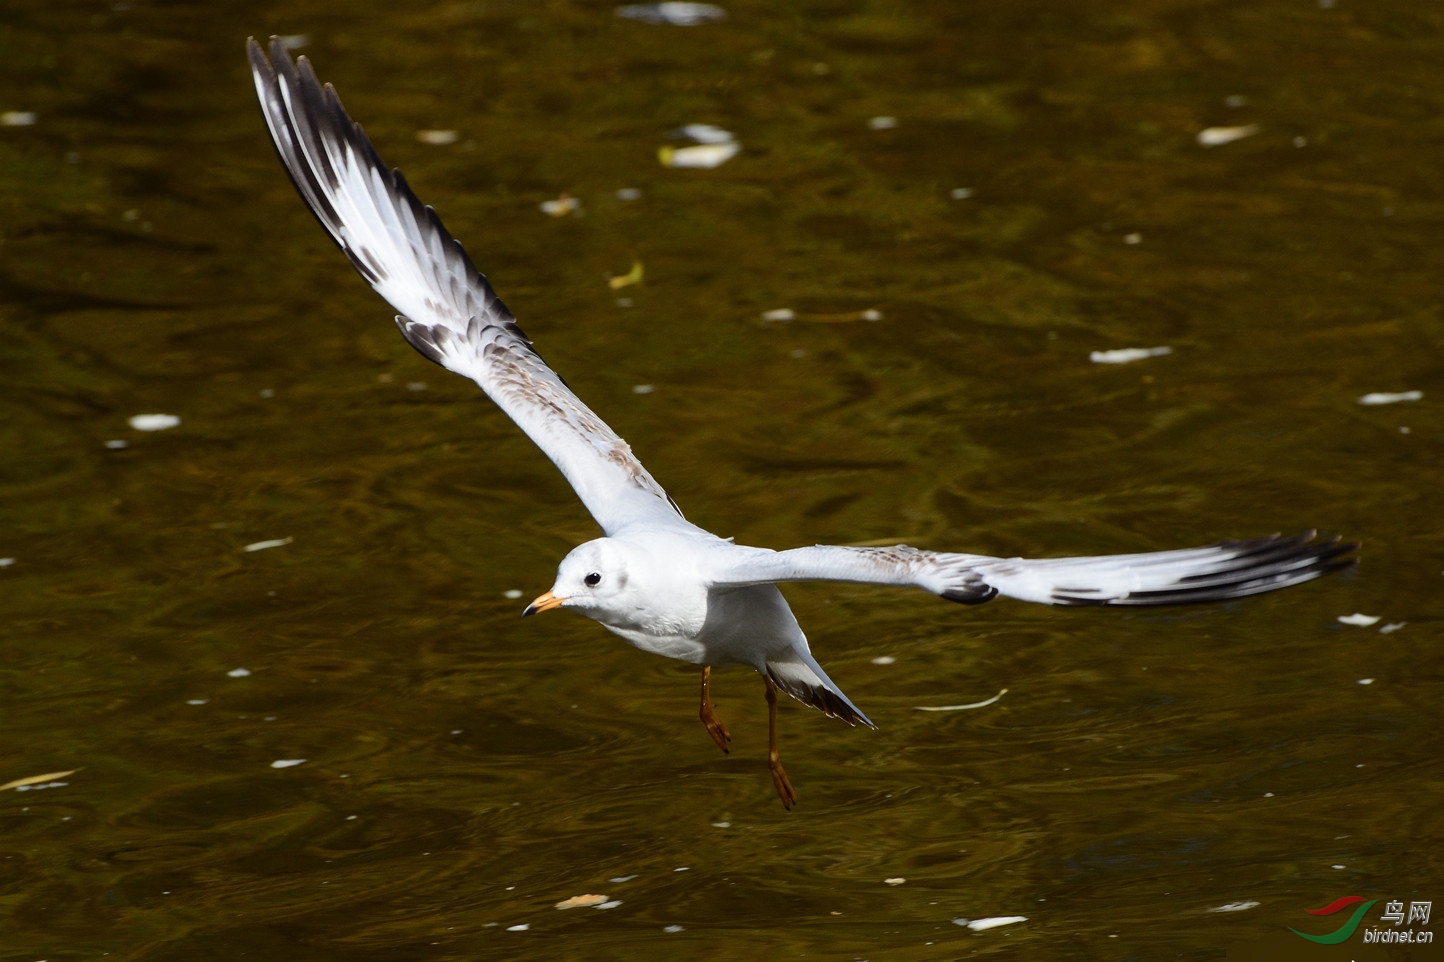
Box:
<box><xmin>769</xmin><ymin>757</ymin><xmax>797</xmax><ymax>810</ymax></box>
<box><xmin>700</xmin><ymin>702</ymin><xmax>731</xmax><ymax>754</ymax></box>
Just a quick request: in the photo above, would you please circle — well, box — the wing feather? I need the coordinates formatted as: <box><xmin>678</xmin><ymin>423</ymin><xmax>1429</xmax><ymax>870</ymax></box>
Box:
<box><xmin>248</xmin><ymin>37</ymin><xmax>682</xmax><ymax>535</ymax></box>
<box><xmin>713</xmin><ymin>532</ymin><xmax>1356</xmax><ymax>607</ymax></box>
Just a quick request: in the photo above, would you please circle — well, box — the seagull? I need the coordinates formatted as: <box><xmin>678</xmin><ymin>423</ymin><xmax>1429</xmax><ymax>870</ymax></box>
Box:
<box><xmin>247</xmin><ymin>38</ymin><xmax>1356</xmax><ymax>808</ymax></box>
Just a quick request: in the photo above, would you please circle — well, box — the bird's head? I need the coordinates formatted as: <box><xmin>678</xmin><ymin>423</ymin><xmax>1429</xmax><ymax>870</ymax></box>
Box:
<box><xmin>524</xmin><ymin>537</ymin><xmax>649</xmax><ymax>627</ymax></box>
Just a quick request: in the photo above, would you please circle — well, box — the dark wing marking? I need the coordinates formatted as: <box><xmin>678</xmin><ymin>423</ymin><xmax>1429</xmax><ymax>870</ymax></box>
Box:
<box><xmin>249</xmin><ymin>37</ymin><xmax>684</xmax><ymax>535</ymax></box>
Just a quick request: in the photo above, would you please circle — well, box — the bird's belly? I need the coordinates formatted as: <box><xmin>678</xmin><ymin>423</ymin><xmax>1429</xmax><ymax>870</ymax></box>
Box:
<box><xmin>606</xmin><ymin>625</ymin><xmax>708</xmax><ymax>664</ymax></box>
<box><xmin>598</xmin><ymin>584</ymin><xmax>804</xmax><ymax>669</ymax></box>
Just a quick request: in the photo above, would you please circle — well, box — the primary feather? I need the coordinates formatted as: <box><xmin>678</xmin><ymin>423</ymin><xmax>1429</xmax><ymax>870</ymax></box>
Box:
<box><xmin>249</xmin><ymin>37</ymin><xmax>683</xmax><ymax>535</ymax></box>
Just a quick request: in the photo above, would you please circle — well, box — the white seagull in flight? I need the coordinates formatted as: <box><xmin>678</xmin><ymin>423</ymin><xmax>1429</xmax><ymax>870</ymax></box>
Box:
<box><xmin>248</xmin><ymin>38</ymin><xmax>1356</xmax><ymax>808</ymax></box>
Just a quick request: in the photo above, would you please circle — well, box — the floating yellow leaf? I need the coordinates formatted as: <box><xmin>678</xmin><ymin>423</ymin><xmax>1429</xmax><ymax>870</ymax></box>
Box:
<box><xmin>1</xmin><ymin>769</ymin><xmax>79</xmax><ymax>792</ymax></box>
<box><xmin>556</xmin><ymin>894</ymin><xmax>609</xmax><ymax>909</ymax></box>
<box><xmin>609</xmin><ymin>260</ymin><xmax>644</xmax><ymax>290</ymax></box>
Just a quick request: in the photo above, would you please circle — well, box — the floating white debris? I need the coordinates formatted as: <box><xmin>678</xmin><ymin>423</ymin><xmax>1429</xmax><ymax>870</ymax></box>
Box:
<box><xmin>1208</xmin><ymin>901</ymin><xmax>1261</xmax><ymax>913</ymax></box>
<box><xmin>678</xmin><ymin>123</ymin><xmax>735</xmax><ymax>144</ymax></box>
<box><xmin>14</xmin><ymin>780</ymin><xmax>68</xmax><ymax>792</ymax></box>
<box><xmin>540</xmin><ymin>193</ymin><xmax>581</xmax><ymax>217</ymax></box>
<box><xmin>227</xmin><ymin>668</ymin><xmax>252</xmax><ymax>678</ymax></box>
<box><xmin>270</xmin><ymin>759</ymin><xmax>306</xmax><ymax>769</ymax></box>
<box><xmin>1337</xmin><ymin>613</ymin><xmax>1380</xmax><ymax>627</ymax></box>
<box><xmin>128</xmin><ymin>413</ymin><xmax>181</xmax><ymax>431</ymax></box>
<box><xmin>712</xmin><ymin>820</ymin><xmax>730</xmax><ymax>827</ymax></box>
<box><xmin>104</xmin><ymin>439</ymin><xmax>128</xmax><ymax>449</ymax></box>
<box><xmin>632</xmin><ymin>384</ymin><xmax>655</xmax><ymax>394</ymax></box>
<box><xmin>616</xmin><ymin>2</ymin><xmax>727</xmax><ymax>25</ymax></box>
<box><xmin>916</xmin><ymin>688</ymin><xmax>1007</xmax><ymax>712</ymax></box>
<box><xmin>187</xmin><ymin>699</ymin><xmax>208</xmax><ymax>705</ymax></box>
<box><xmin>504</xmin><ymin>589</ymin><xmax>523</xmax><ymax>599</ymax></box>
<box><xmin>2</xmin><ymin>111</ymin><xmax>37</xmax><ymax>126</ymax></box>
<box><xmin>868</xmin><ymin>116</ymin><xmax>898</xmax><ymax>130</ymax></box>
<box><xmin>966</xmin><ymin>916</ymin><xmax>1028</xmax><ymax>931</ymax></box>
<box><xmin>871</xmin><ymin>655</ymin><xmax>896</xmax><ymax>665</ymax></box>
<box><xmin>763</xmin><ymin>307</ymin><xmax>881</xmax><ymax>324</ymax></box>
<box><xmin>1357</xmin><ymin>390</ymin><xmax>1421</xmax><ymax>405</ymax></box>
<box><xmin>1357</xmin><ymin>678</ymin><xmax>1375</xmax><ymax>686</ymax></box>
<box><xmin>416</xmin><ymin>129</ymin><xmax>460</xmax><ymax>145</ymax></box>
<box><xmin>663</xmin><ymin>924</ymin><xmax>685</xmax><ymax>932</ymax></box>
<box><xmin>0</xmin><ymin>558</ymin><xmax>13</xmax><ymax>567</ymax></box>
<box><xmin>1224</xmin><ymin>95</ymin><xmax>1248</xmax><ymax>108</ymax></box>
<box><xmin>506</xmin><ymin>923</ymin><xmax>530</xmax><ymax>932</ymax></box>
<box><xmin>0</xmin><ymin>770</ymin><xmax>78</xmax><ymax>792</ymax></box>
<box><xmin>242</xmin><ymin>537</ymin><xmax>292</xmax><ymax>553</ymax></box>
<box><xmin>1090</xmin><ymin>346</ymin><xmax>1172</xmax><ymax>364</ymax></box>
<box><xmin>884</xmin><ymin>877</ymin><xmax>906</xmax><ymax>886</ymax></box>
<box><xmin>609</xmin><ymin>875</ymin><xmax>638</xmax><ymax>883</ymax></box>
<box><xmin>598</xmin><ymin>900</ymin><xmax>623</xmax><ymax>909</ymax></box>
<box><xmin>659</xmin><ymin>141</ymin><xmax>740</xmax><ymax>168</ymax></box>
<box><xmin>616</xmin><ymin>187</ymin><xmax>643</xmax><ymax>201</ymax></box>
<box><xmin>278</xmin><ymin>34</ymin><xmax>310</xmax><ymax>50</ymax></box>
<box><xmin>1123</xmin><ymin>232</ymin><xmax>1142</xmax><ymax>245</ymax></box>
<box><xmin>556</xmin><ymin>894</ymin><xmax>609</xmax><ymax>909</ymax></box>
<box><xmin>1197</xmin><ymin>124</ymin><xmax>1259</xmax><ymax>147</ymax></box>
<box><xmin>950</xmin><ymin>187</ymin><xmax>974</xmax><ymax>200</ymax></box>
<box><xmin>1378</xmin><ymin>622</ymin><xmax>1405</xmax><ymax>634</ymax></box>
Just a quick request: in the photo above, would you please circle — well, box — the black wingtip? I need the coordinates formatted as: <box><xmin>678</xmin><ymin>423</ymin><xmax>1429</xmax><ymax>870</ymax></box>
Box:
<box><xmin>1051</xmin><ymin>531</ymin><xmax>1359</xmax><ymax>607</ymax></box>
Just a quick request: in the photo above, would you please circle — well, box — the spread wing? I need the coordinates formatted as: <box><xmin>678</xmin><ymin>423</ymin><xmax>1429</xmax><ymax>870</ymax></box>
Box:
<box><xmin>248</xmin><ymin>37</ymin><xmax>684</xmax><ymax>535</ymax></box>
<box><xmin>712</xmin><ymin>531</ymin><xmax>1355</xmax><ymax>606</ymax></box>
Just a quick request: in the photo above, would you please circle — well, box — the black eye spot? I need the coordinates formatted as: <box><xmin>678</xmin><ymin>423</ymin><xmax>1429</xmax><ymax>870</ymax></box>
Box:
<box><xmin>584</xmin><ymin>572</ymin><xmax>602</xmax><ymax>587</ymax></box>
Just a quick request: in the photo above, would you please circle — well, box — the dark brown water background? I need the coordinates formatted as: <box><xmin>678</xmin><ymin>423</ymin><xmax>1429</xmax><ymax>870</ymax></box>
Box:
<box><xmin>2</xmin><ymin>1</ymin><xmax>1441</xmax><ymax>958</ymax></box>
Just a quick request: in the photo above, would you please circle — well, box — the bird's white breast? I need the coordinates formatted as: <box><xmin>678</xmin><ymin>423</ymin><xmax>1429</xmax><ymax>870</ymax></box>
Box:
<box><xmin>604</xmin><ymin>623</ymin><xmax>710</xmax><ymax>664</ymax></box>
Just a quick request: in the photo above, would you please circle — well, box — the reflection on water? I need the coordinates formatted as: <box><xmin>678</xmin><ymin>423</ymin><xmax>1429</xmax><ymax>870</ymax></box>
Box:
<box><xmin>2</xmin><ymin>0</ymin><xmax>1440</xmax><ymax>958</ymax></box>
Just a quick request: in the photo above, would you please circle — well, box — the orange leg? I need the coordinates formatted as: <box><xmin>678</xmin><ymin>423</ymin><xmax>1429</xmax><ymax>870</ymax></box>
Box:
<box><xmin>698</xmin><ymin>665</ymin><xmax>730</xmax><ymax>753</ymax></box>
<box><xmin>765</xmin><ymin>674</ymin><xmax>798</xmax><ymax>810</ymax></box>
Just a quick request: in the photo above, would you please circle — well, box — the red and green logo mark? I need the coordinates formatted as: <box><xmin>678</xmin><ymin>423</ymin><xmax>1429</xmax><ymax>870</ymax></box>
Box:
<box><xmin>1290</xmin><ymin>896</ymin><xmax>1378</xmax><ymax>944</ymax></box>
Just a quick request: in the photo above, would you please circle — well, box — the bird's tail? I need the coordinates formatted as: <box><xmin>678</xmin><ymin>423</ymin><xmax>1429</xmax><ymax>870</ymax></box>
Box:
<box><xmin>765</xmin><ymin>650</ymin><xmax>875</xmax><ymax>728</ymax></box>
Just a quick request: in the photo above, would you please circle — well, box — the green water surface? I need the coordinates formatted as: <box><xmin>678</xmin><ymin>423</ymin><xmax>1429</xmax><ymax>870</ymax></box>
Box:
<box><xmin>1</xmin><ymin>1</ymin><xmax>1440</xmax><ymax>958</ymax></box>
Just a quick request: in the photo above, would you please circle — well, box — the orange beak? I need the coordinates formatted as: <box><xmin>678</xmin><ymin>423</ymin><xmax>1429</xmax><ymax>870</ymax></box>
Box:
<box><xmin>522</xmin><ymin>590</ymin><xmax>565</xmax><ymax>618</ymax></box>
